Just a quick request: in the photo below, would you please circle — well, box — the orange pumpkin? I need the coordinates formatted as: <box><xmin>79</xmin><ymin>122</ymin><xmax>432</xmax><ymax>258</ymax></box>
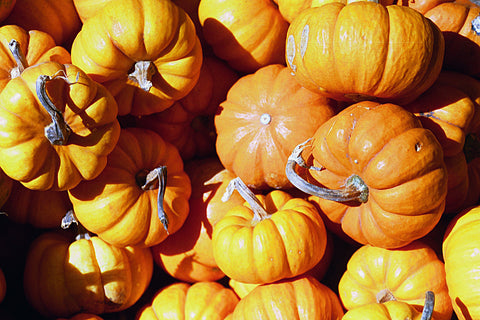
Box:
<box><xmin>23</xmin><ymin>231</ymin><xmax>153</xmax><ymax>318</ymax></box>
<box><xmin>4</xmin><ymin>0</ymin><xmax>81</xmax><ymax>48</ymax></box>
<box><xmin>285</xmin><ymin>0</ymin><xmax>444</xmax><ymax>104</ymax></box>
<box><xmin>0</xmin><ymin>267</ymin><xmax>6</xmax><ymax>303</ymax></box>
<box><xmin>0</xmin><ymin>0</ymin><xmax>15</xmax><ymax>22</ymax></box>
<box><xmin>286</xmin><ymin>102</ymin><xmax>447</xmax><ymax>248</ymax></box>
<box><xmin>72</xmin><ymin>0</ymin><xmax>112</xmax><ymax>22</ymax></box>
<box><xmin>68</xmin><ymin>127</ymin><xmax>191</xmax><ymax>248</ymax></box>
<box><xmin>230</xmin><ymin>275</ymin><xmax>344</xmax><ymax>320</ymax></box>
<box><xmin>151</xmin><ymin>157</ymin><xmax>244</xmax><ymax>283</ymax></box>
<box><xmin>0</xmin><ymin>61</ymin><xmax>121</xmax><ymax>191</ymax></box>
<box><xmin>57</xmin><ymin>314</ymin><xmax>104</xmax><ymax>320</ymax></box>
<box><xmin>215</xmin><ymin>64</ymin><xmax>337</xmax><ymax>190</ymax></box>
<box><xmin>443</xmin><ymin>205</ymin><xmax>480</xmax><ymax>320</ymax></box>
<box><xmin>0</xmin><ymin>24</ymin><xmax>71</xmax><ymax>92</ymax></box>
<box><xmin>0</xmin><ymin>168</ymin><xmax>12</xmax><ymax>208</ymax></box>
<box><xmin>338</xmin><ymin>241</ymin><xmax>452</xmax><ymax>320</ymax></box>
<box><xmin>198</xmin><ymin>0</ymin><xmax>289</xmax><ymax>73</ymax></box>
<box><xmin>71</xmin><ymin>0</ymin><xmax>203</xmax><ymax>116</ymax></box>
<box><xmin>212</xmin><ymin>177</ymin><xmax>328</xmax><ymax>284</ymax></box>
<box><xmin>136</xmin><ymin>281</ymin><xmax>239</xmax><ymax>320</ymax></box>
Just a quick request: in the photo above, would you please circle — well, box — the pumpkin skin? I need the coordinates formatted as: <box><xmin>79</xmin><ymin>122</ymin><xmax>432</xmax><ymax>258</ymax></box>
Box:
<box><xmin>198</xmin><ymin>0</ymin><xmax>289</xmax><ymax>73</ymax></box>
<box><xmin>230</xmin><ymin>275</ymin><xmax>344</xmax><ymax>320</ymax></box>
<box><xmin>68</xmin><ymin>127</ymin><xmax>191</xmax><ymax>248</ymax></box>
<box><xmin>0</xmin><ymin>24</ymin><xmax>71</xmax><ymax>92</ymax></box>
<box><xmin>338</xmin><ymin>241</ymin><xmax>452</xmax><ymax>320</ymax></box>
<box><xmin>71</xmin><ymin>0</ymin><xmax>203</xmax><ymax>116</ymax></box>
<box><xmin>443</xmin><ymin>205</ymin><xmax>480</xmax><ymax>320</ymax></box>
<box><xmin>72</xmin><ymin>0</ymin><xmax>113</xmax><ymax>22</ymax></box>
<box><xmin>57</xmin><ymin>314</ymin><xmax>104</xmax><ymax>320</ymax></box>
<box><xmin>151</xmin><ymin>157</ymin><xmax>244</xmax><ymax>283</ymax></box>
<box><xmin>23</xmin><ymin>231</ymin><xmax>153</xmax><ymax>318</ymax></box>
<box><xmin>215</xmin><ymin>64</ymin><xmax>337</xmax><ymax>190</ymax></box>
<box><xmin>342</xmin><ymin>300</ymin><xmax>428</xmax><ymax>320</ymax></box>
<box><xmin>285</xmin><ymin>1</ymin><xmax>444</xmax><ymax>105</ymax></box>
<box><xmin>4</xmin><ymin>0</ymin><xmax>81</xmax><ymax>48</ymax></box>
<box><xmin>289</xmin><ymin>102</ymin><xmax>447</xmax><ymax>248</ymax></box>
<box><xmin>0</xmin><ymin>168</ymin><xmax>12</xmax><ymax>208</ymax></box>
<box><xmin>0</xmin><ymin>268</ymin><xmax>5</xmax><ymax>303</ymax></box>
<box><xmin>2</xmin><ymin>181</ymin><xmax>71</xmax><ymax>228</ymax></box>
<box><xmin>0</xmin><ymin>0</ymin><xmax>15</xmax><ymax>22</ymax></box>
<box><xmin>0</xmin><ymin>61</ymin><xmax>121</xmax><ymax>191</ymax></box>
<box><xmin>212</xmin><ymin>183</ymin><xmax>328</xmax><ymax>284</ymax></box>
<box><xmin>136</xmin><ymin>281</ymin><xmax>239</xmax><ymax>320</ymax></box>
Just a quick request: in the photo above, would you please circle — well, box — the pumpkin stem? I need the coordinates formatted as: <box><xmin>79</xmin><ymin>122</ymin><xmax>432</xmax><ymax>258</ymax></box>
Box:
<box><xmin>8</xmin><ymin>39</ymin><xmax>29</xmax><ymax>78</ymax></box>
<box><xmin>61</xmin><ymin>210</ymin><xmax>91</xmax><ymax>240</ymax></box>
<box><xmin>141</xmin><ymin>166</ymin><xmax>169</xmax><ymax>232</ymax></box>
<box><xmin>376</xmin><ymin>289</ymin><xmax>396</xmax><ymax>303</ymax></box>
<box><xmin>286</xmin><ymin>139</ymin><xmax>369</xmax><ymax>203</ymax></box>
<box><xmin>223</xmin><ymin>177</ymin><xmax>269</xmax><ymax>222</ymax></box>
<box><xmin>421</xmin><ymin>291</ymin><xmax>435</xmax><ymax>320</ymax></box>
<box><xmin>128</xmin><ymin>60</ymin><xmax>156</xmax><ymax>92</ymax></box>
<box><xmin>36</xmin><ymin>72</ymin><xmax>73</xmax><ymax>146</ymax></box>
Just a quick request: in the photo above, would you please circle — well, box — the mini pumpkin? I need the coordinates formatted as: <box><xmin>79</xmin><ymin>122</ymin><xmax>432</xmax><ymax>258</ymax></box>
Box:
<box><xmin>285</xmin><ymin>0</ymin><xmax>444</xmax><ymax>104</ymax></box>
<box><xmin>0</xmin><ymin>61</ymin><xmax>121</xmax><ymax>191</ymax></box>
<box><xmin>286</xmin><ymin>101</ymin><xmax>447</xmax><ymax>248</ymax></box>
<box><xmin>68</xmin><ymin>127</ymin><xmax>191</xmax><ymax>248</ymax></box>
<box><xmin>71</xmin><ymin>0</ymin><xmax>203</xmax><ymax>116</ymax></box>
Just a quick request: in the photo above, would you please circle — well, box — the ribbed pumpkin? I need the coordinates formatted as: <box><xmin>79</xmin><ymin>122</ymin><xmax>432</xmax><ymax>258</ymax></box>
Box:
<box><xmin>338</xmin><ymin>241</ymin><xmax>452</xmax><ymax>320</ymax></box>
<box><xmin>68</xmin><ymin>127</ymin><xmax>191</xmax><ymax>248</ymax></box>
<box><xmin>0</xmin><ymin>61</ymin><xmax>121</xmax><ymax>191</ymax></box>
<box><xmin>71</xmin><ymin>0</ymin><xmax>203</xmax><ymax>116</ymax></box>
<box><xmin>286</xmin><ymin>101</ymin><xmax>447</xmax><ymax>248</ymax></box>
<box><xmin>212</xmin><ymin>177</ymin><xmax>328</xmax><ymax>284</ymax></box>
<box><xmin>198</xmin><ymin>0</ymin><xmax>289</xmax><ymax>73</ymax></box>
<box><xmin>136</xmin><ymin>281</ymin><xmax>239</xmax><ymax>320</ymax></box>
<box><xmin>0</xmin><ymin>0</ymin><xmax>15</xmax><ymax>22</ymax></box>
<box><xmin>57</xmin><ymin>314</ymin><xmax>104</xmax><ymax>320</ymax></box>
<box><xmin>151</xmin><ymin>157</ymin><xmax>244</xmax><ymax>283</ymax></box>
<box><xmin>443</xmin><ymin>205</ymin><xmax>480</xmax><ymax>320</ymax></box>
<box><xmin>215</xmin><ymin>64</ymin><xmax>337</xmax><ymax>190</ymax></box>
<box><xmin>285</xmin><ymin>0</ymin><xmax>444</xmax><ymax>104</ymax></box>
<box><xmin>23</xmin><ymin>231</ymin><xmax>153</xmax><ymax>318</ymax></box>
<box><xmin>0</xmin><ymin>168</ymin><xmax>12</xmax><ymax>208</ymax></box>
<box><xmin>230</xmin><ymin>275</ymin><xmax>344</xmax><ymax>320</ymax></box>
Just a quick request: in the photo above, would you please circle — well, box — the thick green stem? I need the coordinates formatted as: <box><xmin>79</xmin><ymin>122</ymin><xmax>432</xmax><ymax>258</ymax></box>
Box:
<box><xmin>223</xmin><ymin>177</ymin><xmax>269</xmax><ymax>224</ymax></box>
<box><xmin>8</xmin><ymin>39</ymin><xmax>28</xmax><ymax>78</ymax></box>
<box><xmin>140</xmin><ymin>166</ymin><xmax>169</xmax><ymax>232</ymax></box>
<box><xmin>285</xmin><ymin>139</ymin><xmax>369</xmax><ymax>203</ymax></box>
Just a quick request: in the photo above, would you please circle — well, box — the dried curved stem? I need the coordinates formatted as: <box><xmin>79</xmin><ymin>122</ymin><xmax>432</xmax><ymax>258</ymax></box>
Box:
<box><xmin>36</xmin><ymin>73</ymin><xmax>72</xmax><ymax>145</ymax></box>
<box><xmin>285</xmin><ymin>139</ymin><xmax>369</xmax><ymax>203</ymax></box>
<box><xmin>421</xmin><ymin>291</ymin><xmax>435</xmax><ymax>320</ymax></box>
<box><xmin>128</xmin><ymin>60</ymin><xmax>156</xmax><ymax>91</ymax></box>
<box><xmin>8</xmin><ymin>39</ymin><xmax>28</xmax><ymax>78</ymax></box>
<box><xmin>141</xmin><ymin>166</ymin><xmax>169</xmax><ymax>232</ymax></box>
<box><xmin>61</xmin><ymin>210</ymin><xmax>91</xmax><ymax>240</ymax></box>
<box><xmin>223</xmin><ymin>177</ymin><xmax>269</xmax><ymax>223</ymax></box>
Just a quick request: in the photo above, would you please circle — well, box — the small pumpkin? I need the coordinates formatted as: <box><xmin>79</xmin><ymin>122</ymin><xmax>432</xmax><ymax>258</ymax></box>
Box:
<box><xmin>285</xmin><ymin>0</ymin><xmax>444</xmax><ymax>104</ymax></box>
<box><xmin>286</xmin><ymin>101</ymin><xmax>447</xmax><ymax>248</ymax></box>
<box><xmin>215</xmin><ymin>64</ymin><xmax>337</xmax><ymax>190</ymax></box>
<box><xmin>136</xmin><ymin>281</ymin><xmax>239</xmax><ymax>320</ymax></box>
<box><xmin>0</xmin><ymin>61</ymin><xmax>121</xmax><ymax>191</ymax></box>
<box><xmin>68</xmin><ymin>127</ymin><xmax>191</xmax><ymax>248</ymax></box>
<box><xmin>198</xmin><ymin>0</ymin><xmax>289</xmax><ymax>73</ymax></box>
<box><xmin>71</xmin><ymin>0</ymin><xmax>203</xmax><ymax>116</ymax></box>
<box><xmin>0</xmin><ymin>0</ymin><xmax>15</xmax><ymax>22</ymax></box>
<box><xmin>151</xmin><ymin>157</ymin><xmax>244</xmax><ymax>283</ymax></box>
<box><xmin>443</xmin><ymin>205</ymin><xmax>480</xmax><ymax>320</ymax></box>
<box><xmin>23</xmin><ymin>230</ymin><xmax>153</xmax><ymax>318</ymax></box>
<box><xmin>0</xmin><ymin>168</ymin><xmax>12</xmax><ymax>209</ymax></box>
<box><xmin>338</xmin><ymin>241</ymin><xmax>452</xmax><ymax>320</ymax></box>
<box><xmin>57</xmin><ymin>314</ymin><xmax>104</xmax><ymax>320</ymax></box>
<box><xmin>212</xmin><ymin>177</ymin><xmax>328</xmax><ymax>284</ymax></box>
<box><xmin>0</xmin><ymin>267</ymin><xmax>6</xmax><ymax>303</ymax></box>
<box><xmin>230</xmin><ymin>275</ymin><xmax>344</xmax><ymax>320</ymax></box>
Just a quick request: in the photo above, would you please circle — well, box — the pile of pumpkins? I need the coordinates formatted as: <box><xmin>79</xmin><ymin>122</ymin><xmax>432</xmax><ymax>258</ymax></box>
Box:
<box><xmin>0</xmin><ymin>0</ymin><xmax>478</xmax><ymax>319</ymax></box>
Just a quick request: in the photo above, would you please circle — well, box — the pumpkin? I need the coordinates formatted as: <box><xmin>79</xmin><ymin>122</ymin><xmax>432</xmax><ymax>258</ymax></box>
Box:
<box><xmin>212</xmin><ymin>177</ymin><xmax>328</xmax><ymax>284</ymax></box>
<box><xmin>151</xmin><ymin>157</ymin><xmax>244</xmax><ymax>283</ymax></box>
<box><xmin>285</xmin><ymin>0</ymin><xmax>444</xmax><ymax>105</ymax></box>
<box><xmin>338</xmin><ymin>241</ymin><xmax>452</xmax><ymax>320</ymax></box>
<box><xmin>404</xmin><ymin>71</ymin><xmax>480</xmax><ymax>214</ymax></box>
<box><xmin>0</xmin><ymin>268</ymin><xmax>5</xmax><ymax>303</ymax></box>
<box><xmin>342</xmin><ymin>291</ymin><xmax>435</xmax><ymax>320</ymax></box>
<box><xmin>72</xmin><ymin>0</ymin><xmax>113</xmax><ymax>22</ymax></box>
<box><xmin>68</xmin><ymin>127</ymin><xmax>191</xmax><ymax>248</ymax></box>
<box><xmin>2</xmin><ymin>180</ymin><xmax>71</xmax><ymax>228</ymax></box>
<box><xmin>23</xmin><ymin>230</ymin><xmax>153</xmax><ymax>318</ymax></box>
<box><xmin>215</xmin><ymin>64</ymin><xmax>337</xmax><ymax>190</ymax></box>
<box><xmin>198</xmin><ymin>0</ymin><xmax>289</xmax><ymax>73</ymax></box>
<box><xmin>57</xmin><ymin>314</ymin><xmax>104</xmax><ymax>320</ymax></box>
<box><xmin>0</xmin><ymin>61</ymin><xmax>121</xmax><ymax>191</ymax></box>
<box><xmin>286</xmin><ymin>101</ymin><xmax>447</xmax><ymax>248</ymax></box>
<box><xmin>71</xmin><ymin>0</ymin><xmax>203</xmax><ymax>116</ymax></box>
<box><xmin>0</xmin><ymin>24</ymin><xmax>71</xmax><ymax>92</ymax></box>
<box><xmin>136</xmin><ymin>56</ymin><xmax>239</xmax><ymax>160</ymax></box>
<box><xmin>0</xmin><ymin>0</ymin><xmax>15</xmax><ymax>22</ymax></box>
<box><xmin>3</xmin><ymin>0</ymin><xmax>81</xmax><ymax>48</ymax></box>
<box><xmin>136</xmin><ymin>281</ymin><xmax>239</xmax><ymax>320</ymax></box>
<box><xmin>230</xmin><ymin>275</ymin><xmax>344</xmax><ymax>320</ymax></box>
<box><xmin>443</xmin><ymin>205</ymin><xmax>480</xmax><ymax>320</ymax></box>
<box><xmin>0</xmin><ymin>168</ymin><xmax>12</xmax><ymax>208</ymax></box>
